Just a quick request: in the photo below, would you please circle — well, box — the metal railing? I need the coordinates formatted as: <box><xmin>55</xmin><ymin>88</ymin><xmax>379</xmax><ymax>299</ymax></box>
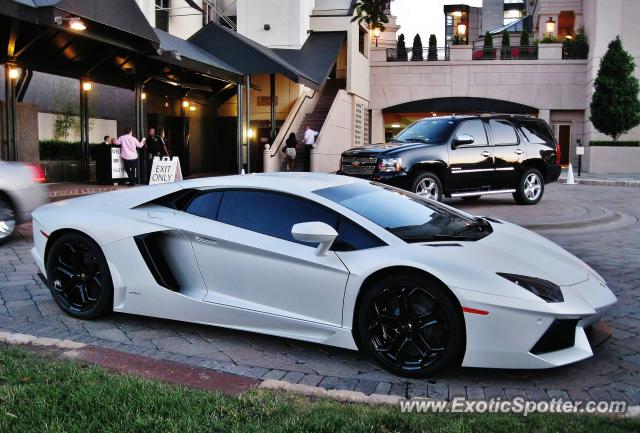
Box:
<box><xmin>386</xmin><ymin>47</ymin><xmax>450</xmax><ymax>62</ymax></box>
<box><xmin>471</xmin><ymin>42</ymin><xmax>538</xmax><ymax>60</ymax></box>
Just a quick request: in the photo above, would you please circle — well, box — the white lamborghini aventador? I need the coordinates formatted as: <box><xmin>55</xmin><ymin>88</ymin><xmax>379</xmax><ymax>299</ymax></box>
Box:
<box><xmin>31</xmin><ymin>173</ymin><xmax>616</xmax><ymax>377</ymax></box>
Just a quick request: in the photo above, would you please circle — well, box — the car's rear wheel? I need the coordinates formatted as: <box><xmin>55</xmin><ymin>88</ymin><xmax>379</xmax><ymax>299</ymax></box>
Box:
<box><xmin>0</xmin><ymin>196</ymin><xmax>16</xmax><ymax>243</ymax></box>
<box><xmin>357</xmin><ymin>274</ymin><xmax>464</xmax><ymax>377</ymax></box>
<box><xmin>45</xmin><ymin>232</ymin><xmax>113</xmax><ymax>319</ymax></box>
<box><xmin>410</xmin><ymin>171</ymin><xmax>443</xmax><ymax>201</ymax></box>
<box><xmin>513</xmin><ymin>168</ymin><xmax>544</xmax><ymax>205</ymax></box>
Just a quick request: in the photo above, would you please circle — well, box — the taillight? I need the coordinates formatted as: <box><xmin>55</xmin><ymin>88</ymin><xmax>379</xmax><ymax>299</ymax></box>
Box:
<box><xmin>555</xmin><ymin>142</ymin><xmax>561</xmax><ymax>164</ymax></box>
<box><xmin>28</xmin><ymin>164</ymin><xmax>46</xmax><ymax>183</ymax></box>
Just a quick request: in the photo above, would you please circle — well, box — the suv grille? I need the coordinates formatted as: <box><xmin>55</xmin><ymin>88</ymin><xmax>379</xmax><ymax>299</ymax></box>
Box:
<box><xmin>341</xmin><ymin>157</ymin><xmax>377</xmax><ymax>176</ymax></box>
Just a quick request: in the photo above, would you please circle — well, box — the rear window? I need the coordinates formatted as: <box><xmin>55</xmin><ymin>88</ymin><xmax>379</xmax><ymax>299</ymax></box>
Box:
<box><xmin>518</xmin><ymin>120</ymin><xmax>556</xmax><ymax>147</ymax></box>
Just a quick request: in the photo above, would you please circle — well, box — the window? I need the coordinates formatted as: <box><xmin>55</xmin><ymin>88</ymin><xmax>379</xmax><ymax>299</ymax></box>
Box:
<box><xmin>314</xmin><ymin>183</ymin><xmax>490</xmax><ymax>243</ymax></box>
<box><xmin>155</xmin><ymin>0</ymin><xmax>169</xmax><ymax>32</ymax></box>
<box><xmin>455</xmin><ymin>120</ymin><xmax>489</xmax><ymax>146</ymax></box>
<box><xmin>519</xmin><ymin>120</ymin><xmax>556</xmax><ymax>147</ymax></box>
<box><xmin>185</xmin><ymin>191</ymin><xmax>223</xmax><ymax>220</ymax></box>
<box><xmin>489</xmin><ymin>119</ymin><xmax>519</xmax><ymax>145</ymax></box>
<box><xmin>359</xmin><ymin>26</ymin><xmax>368</xmax><ymax>57</ymax></box>
<box><xmin>215</xmin><ymin>190</ymin><xmax>382</xmax><ymax>250</ymax></box>
<box><xmin>394</xmin><ymin>119</ymin><xmax>458</xmax><ymax>144</ymax></box>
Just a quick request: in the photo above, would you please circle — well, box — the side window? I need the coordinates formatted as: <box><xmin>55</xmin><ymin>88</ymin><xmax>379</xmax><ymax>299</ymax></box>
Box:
<box><xmin>185</xmin><ymin>191</ymin><xmax>223</xmax><ymax>220</ymax></box>
<box><xmin>519</xmin><ymin>120</ymin><xmax>556</xmax><ymax>147</ymax></box>
<box><xmin>217</xmin><ymin>190</ymin><xmax>338</xmax><ymax>245</ymax></box>
<box><xmin>333</xmin><ymin>218</ymin><xmax>385</xmax><ymax>252</ymax></box>
<box><xmin>455</xmin><ymin>120</ymin><xmax>489</xmax><ymax>146</ymax></box>
<box><xmin>489</xmin><ymin>119</ymin><xmax>519</xmax><ymax>146</ymax></box>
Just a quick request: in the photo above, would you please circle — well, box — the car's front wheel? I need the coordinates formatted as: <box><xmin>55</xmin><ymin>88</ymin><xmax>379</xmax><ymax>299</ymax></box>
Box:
<box><xmin>45</xmin><ymin>232</ymin><xmax>113</xmax><ymax>319</ymax></box>
<box><xmin>410</xmin><ymin>171</ymin><xmax>443</xmax><ymax>201</ymax></box>
<box><xmin>513</xmin><ymin>168</ymin><xmax>544</xmax><ymax>205</ymax></box>
<box><xmin>357</xmin><ymin>274</ymin><xmax>464</xmax><ymax>377</ymax></box>
<box><xmin>0</xmin><ymin>196</ymin><xmax>16</xmax><ymax>243</ymax></box>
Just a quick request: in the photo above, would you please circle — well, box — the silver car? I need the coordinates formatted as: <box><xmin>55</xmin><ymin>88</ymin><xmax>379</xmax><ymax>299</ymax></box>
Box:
<box><xmin>0</xmin><ymin>162</ymin><xmax>47</xmax><ymax>241</ymax></box>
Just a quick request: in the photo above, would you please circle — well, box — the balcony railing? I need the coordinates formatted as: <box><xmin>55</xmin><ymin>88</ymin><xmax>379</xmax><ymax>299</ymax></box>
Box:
<box><xmin>472</xmin><ymin>42</ymin><xmax>538</xmax><ymax>60</ymax></box>
<box><xmin>386</xmin><ymin>47</ymin><xmax>450</xmax><ymax>62</ymax></box>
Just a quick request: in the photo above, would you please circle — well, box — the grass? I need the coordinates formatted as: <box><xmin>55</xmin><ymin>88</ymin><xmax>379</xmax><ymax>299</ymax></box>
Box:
<box><xmin>0</xmin><ymin>347</ymin><xmax>637</xmax><ymax>433</ymax></box>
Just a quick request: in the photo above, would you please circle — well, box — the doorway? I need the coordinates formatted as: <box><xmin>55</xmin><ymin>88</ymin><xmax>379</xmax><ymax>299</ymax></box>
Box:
<box><xmin>554</xmin><ymin>124</ymin><xmax>571</xmax><ymax>166</ymax></box>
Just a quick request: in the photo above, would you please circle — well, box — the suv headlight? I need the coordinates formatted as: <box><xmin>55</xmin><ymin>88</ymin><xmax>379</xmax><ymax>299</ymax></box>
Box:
<box><xmin>497</xmin><ymin>273</ymin><xmax>564</xmax><ymax>303</ymax></box>
<box><xmin>377</xmin><ymin>158</ymin><xmax>403</xmax><ymax>172</ymax></box>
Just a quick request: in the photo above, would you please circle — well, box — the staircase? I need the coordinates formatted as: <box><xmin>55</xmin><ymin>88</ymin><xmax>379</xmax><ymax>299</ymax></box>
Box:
<box><xmin>293</xmin><ymin>79</ymin><xmax>345</xmax><ymax>171</ymax></box>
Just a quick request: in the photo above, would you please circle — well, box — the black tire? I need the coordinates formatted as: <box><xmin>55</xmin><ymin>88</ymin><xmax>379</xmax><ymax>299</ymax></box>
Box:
<box><xmin>461</xmin><ymin>195</ymin><xmax>481</xmax><ymax>201</ymax></box>
<box><xmin>45</xmin><ymin>232</ymin><xmax>113</xmax><ymax>319</ymax></box>
<box><xmin>513</xmin><ymin>168</ymin><xmax>544</xmax><ymax>205</ymax></box>
<box><xmin>0</xmin><ymin>195</ymin><xmax>16</xmax><ymax>243</ymax></box>
<box><xmin>410</xmin><ymin>171</ymin><xmax>443</xmax><ymax>201</ymax></box>
<box><xmin>357</xmin><ymin>274</ymin><xmax>465</xmax><ymax>378</ymax></box>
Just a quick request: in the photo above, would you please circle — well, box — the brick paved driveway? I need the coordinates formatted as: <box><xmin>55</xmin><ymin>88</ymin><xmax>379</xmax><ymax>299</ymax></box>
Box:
<box><xmin>0</xmin><ymin>183</ymin><xmax>638</xmax><ymax>403</ymax></box>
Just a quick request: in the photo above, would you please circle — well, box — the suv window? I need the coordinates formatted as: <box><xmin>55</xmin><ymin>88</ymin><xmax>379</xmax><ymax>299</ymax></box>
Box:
<box><xmin>455</xmin><ymin>120</ymin><xmax>489</xmax><ymax>146</ymax></box>
<box><xmin>518</xmin><ymin>119</ymin><xmax>556</xmax><ymax>147</ymax></box>
<box><xmin>489</xmin><ymin>119</ymin><xmax>519</xmax><ymax>146</ymax></box>
<box><xmin>216</xmin><ymin>190</ymin><xmax>384</xmax><ymax>250</ymax></box>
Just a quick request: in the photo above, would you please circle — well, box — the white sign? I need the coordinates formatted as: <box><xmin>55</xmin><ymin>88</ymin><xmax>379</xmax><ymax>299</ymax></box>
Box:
<box><xmin>576</xmin><ymin>146</ymin><xmax>585</xmax><ymax>156</ymax></box>
<box><xmin>111</xmin><ymin>147</ymin><xmax>127</xmax><ymax>179</ymax></box>
<box><xmin>149</xmin><ymin>156</ymin><xmax>183</xmax><ymax>185</ymax></box>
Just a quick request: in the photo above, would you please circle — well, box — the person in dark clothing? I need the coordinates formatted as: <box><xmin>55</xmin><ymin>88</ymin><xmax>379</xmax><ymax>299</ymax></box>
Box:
<box><xmin>284</xmin><ymin>132</ymin><xmax>298</xmax><ymax>171</ymax></box>
<box><xmin>145</xmin><ymin>127</ymin><xmax>168</xmax><ymax>183</ymax></box>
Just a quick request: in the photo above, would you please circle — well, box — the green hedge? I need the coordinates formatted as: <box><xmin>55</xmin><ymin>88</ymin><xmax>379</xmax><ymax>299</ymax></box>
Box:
<box><xmin>39</xmin><ymin>140</ymin><xmax>102</xmax><ymax>160</ymax></box>
<box><xmin>589</xmin><ymin>140</ymin><xmax>640</xmax><ymax>147</ymax></box>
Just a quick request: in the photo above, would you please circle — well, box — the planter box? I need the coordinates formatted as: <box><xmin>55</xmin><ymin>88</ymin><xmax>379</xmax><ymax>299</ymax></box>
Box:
<box><xmin>538</xmin><ymin>43</ymin><xmax>563</xmax><ymax>60</ymax></box>
<box><xmin>450</xmin><ymin>45</ymin><xmax>472</xmax><ymax>61</ymax></box>
<box><xmin>586</xmin><ymin>146</ymin><xmax>640</xmax><ymax>174</ymax></box>
<box><xmin>41</xmin><ymin>161</ymin><xmax>96</xmax><ymax>183</ymax></box>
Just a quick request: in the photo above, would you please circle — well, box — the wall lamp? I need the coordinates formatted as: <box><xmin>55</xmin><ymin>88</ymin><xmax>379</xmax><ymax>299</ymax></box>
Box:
<box><xmin>55</xmin><ymin>16</ymin><xmax>86</xmax><ymax>31</ymax></box>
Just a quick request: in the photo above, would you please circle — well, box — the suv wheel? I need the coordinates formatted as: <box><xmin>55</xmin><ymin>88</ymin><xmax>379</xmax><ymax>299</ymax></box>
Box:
<box><xmin>513</xmin><ymin>168</ymin><xmax>544</xmax><ymax>205</ymax></box>
<box><xmin>411</xmin><ymin>172</ymin><xmax>443</xmax><ymax>201</ymax></box>
<box><xmin>0</xmin><ymin>197</ymin><xmax>16</xmax><ymax>243</ymax></box>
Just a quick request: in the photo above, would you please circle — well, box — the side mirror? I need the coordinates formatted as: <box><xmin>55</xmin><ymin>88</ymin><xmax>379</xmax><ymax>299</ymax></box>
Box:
<box><xmin>453</xmin><ymin>134</ymin><xmax>474</xmax><ymax>147</ymax></box>
<box><xmin>291</xmin><ymin>221</ymin><xmax>338</xmax><ymax>256</ymax></box>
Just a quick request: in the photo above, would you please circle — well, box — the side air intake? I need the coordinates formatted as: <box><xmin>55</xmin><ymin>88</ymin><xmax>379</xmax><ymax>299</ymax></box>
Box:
<box><xmin>135</xmin><ymin>232</ymin><xmax>180</xmax><ymax>292</ymax></box>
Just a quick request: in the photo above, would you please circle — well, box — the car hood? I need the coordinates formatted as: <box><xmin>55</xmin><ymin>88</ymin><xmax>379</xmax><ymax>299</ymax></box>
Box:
<box><xmin>342</xmin><ymin>141</ymin><xmax>442</xmax><ymax>157</ymax></box>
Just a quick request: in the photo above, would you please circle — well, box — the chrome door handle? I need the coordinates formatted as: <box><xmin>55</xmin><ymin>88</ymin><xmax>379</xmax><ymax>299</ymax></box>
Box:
<box><xmin>514</xmin><ymin>149</ymin><xmax>524</xmax><ymax>155</ymax></box>
<box><xmin>481</xmin><ymin>151</ymin><xmax>492</xmax><ymax>157</ymax></box>
<box><xmin>194</xmin><ymin>235</ymin><xmax>218</xmax><ymax>245</ymax></box>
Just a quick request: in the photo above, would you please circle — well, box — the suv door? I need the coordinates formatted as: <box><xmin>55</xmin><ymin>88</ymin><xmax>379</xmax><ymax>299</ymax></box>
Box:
<box><xmin>448</xmin><ymin>119</ymin><xmax>494</xmax><ymax>191</ymax></box>
<box><xmin>487</xmin><ymin>119</ymin><xmax>522</xmax><ymax>188</ymax></box>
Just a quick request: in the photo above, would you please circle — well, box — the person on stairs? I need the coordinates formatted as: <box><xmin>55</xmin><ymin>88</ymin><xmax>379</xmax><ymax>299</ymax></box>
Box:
<box><xmin>303</xmin><ymin>125</ymin><xmax>319</xmax><ymax>172</ymax></box>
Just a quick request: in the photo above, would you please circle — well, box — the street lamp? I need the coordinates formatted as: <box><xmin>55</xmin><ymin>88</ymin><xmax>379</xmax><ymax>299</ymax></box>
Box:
<box><xmin>82</xmin><ymin>81</ymin><xmax>92</xmax><ymax>91</ymax></box>
<box><xmin>545</xmin><ymin>16</ymin><xmax>556</xmax><ymax>37</ymax></box>
<box><xmin>373</xmin><ymin>27</ymin><xmax>381</xmax><ymax>47</ymax></box>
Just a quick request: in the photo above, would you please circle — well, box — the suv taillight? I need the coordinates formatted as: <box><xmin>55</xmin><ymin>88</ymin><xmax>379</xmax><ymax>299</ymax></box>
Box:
<box><xmin>555</xmin><ymin>141</ymin><xmax>561</xmax><ymax>164</ymax></box>
<box><xmin>28</xmin><ymin>164</ymin><xmax>46</xmax><ymax>183</ymax></box>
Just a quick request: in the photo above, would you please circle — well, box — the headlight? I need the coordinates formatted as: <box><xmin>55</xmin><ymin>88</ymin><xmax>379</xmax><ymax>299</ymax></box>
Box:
<box><xmin>497</xmin><ymin>273</ymin><xmax>564</xmax><ymax>303</ymax></box>
<box><xmin>377</xmin><ymin>158</ymin><xmax>403</xmax><ymax>172</ymax></box>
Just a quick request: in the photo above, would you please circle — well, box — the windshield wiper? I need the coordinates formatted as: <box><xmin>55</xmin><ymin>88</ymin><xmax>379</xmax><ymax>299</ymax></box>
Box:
<box><xmin>389</xmin><ymin>138</ymin><xmax>405</xmax><ymax>143</ymax></box>
<box><xmin>404</xmin><ymin>138</ymin><xmax>430</xmax><ymax>143</ymax></box>
<box><xmin>400</xmin><ymin>234</ymin><xmax>476</xmax><ymax>243</ymax></box>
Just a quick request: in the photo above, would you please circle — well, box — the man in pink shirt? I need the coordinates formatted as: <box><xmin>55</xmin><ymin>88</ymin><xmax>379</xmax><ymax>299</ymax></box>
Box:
<box><xmin>117</xmin><ymin>127</ymin><xmax>145</xmax><ymax>186</ymax></box>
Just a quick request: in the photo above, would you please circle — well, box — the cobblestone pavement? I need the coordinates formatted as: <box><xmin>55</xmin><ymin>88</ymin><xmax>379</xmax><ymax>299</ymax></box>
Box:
<box><xmin>0</xmin><ymin>183</ymin><xmax>638</xmax><ymax>403</ymax></box>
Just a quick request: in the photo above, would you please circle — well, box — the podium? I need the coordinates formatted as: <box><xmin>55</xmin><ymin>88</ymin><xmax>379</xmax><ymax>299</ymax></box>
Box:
<box><xmin>93</xmin><ymin>145</ymin><xmax>127</xmax><ymax>185</ymax></box>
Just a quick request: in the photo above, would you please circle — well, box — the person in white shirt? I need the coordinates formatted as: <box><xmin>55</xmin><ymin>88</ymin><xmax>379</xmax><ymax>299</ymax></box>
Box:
<box><xmin>303</xmin><ymin>125</ymin><xmax>319</xmax><ymax>172</ymax></box>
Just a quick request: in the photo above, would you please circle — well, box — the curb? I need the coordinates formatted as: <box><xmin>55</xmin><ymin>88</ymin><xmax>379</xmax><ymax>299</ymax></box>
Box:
<box><xmin>559</xmin><ymin>178</ymin><xmax>640</xmax><ymax>188</ymax></box>
<box><xmin>260</xmin><ymin>379</ymin><xmax>403</xmax><ymax>405</ymax></box>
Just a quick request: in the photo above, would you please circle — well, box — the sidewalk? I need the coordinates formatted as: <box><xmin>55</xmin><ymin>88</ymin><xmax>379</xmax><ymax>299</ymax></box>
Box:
<box><xmin>559</xmin><ymin>168</ymin><xmax>640</xmax><ymax>187</ymax></box>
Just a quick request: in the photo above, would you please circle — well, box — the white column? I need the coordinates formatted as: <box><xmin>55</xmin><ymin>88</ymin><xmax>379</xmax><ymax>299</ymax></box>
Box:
<box><xmin>538</xmin><ymin>109</ymin><xmax>551</xmax><ymax>123</ymax></box>
<box><xmin>371</xmin><ymin>110</ymin><xmax>385</xmax><ymax>144</ymax></box>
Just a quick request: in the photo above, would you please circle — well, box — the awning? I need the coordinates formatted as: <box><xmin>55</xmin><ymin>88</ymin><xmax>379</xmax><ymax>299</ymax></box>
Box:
<box><xmin>152</xmin><ymin>29</ymin><xmax>242</xmax><ymax>84</ymax></box>
<box><xmin>273</xmin><ymin>32</ymin><xmax>346</xmax><ymax>89</ymax></box>
<box><xmin>189</xmin><ymin>22</ymin><xmax>322</xmax><ymax>89</ymax></box>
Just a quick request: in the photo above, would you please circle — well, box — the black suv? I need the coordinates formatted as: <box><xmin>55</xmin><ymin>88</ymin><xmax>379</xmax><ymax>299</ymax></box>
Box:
<box><xmin>339</xmin><ymin>115</ymin><xmax>561</xmax><ymax>205</ymax></box>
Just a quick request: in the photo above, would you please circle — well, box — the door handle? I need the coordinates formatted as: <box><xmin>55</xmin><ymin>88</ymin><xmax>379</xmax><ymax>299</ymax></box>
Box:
<box><xmin>514</xmin><ymin>149</ymin><xmax>524</xmax><ymax>155</ymax></box>
<box><xmin>481</xmin><ymin>151</ymin><xmax>492</xmax><ymax>157</ymax></box>
<box><xmin>193</xmin><ymin>235</ymin><xmax>218</xmax><ymax>245</ymax></box>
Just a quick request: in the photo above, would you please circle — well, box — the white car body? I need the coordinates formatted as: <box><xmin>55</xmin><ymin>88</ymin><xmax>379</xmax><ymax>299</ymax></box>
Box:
<box><xmin>31</xmin><ymin>173</ymin><xmax>616</xmax><ymax>370</ymax></box>
<box><xmin>0</xmin><ymin>161</ymin><xmax>47</xmax><ymax>223</ymax></box>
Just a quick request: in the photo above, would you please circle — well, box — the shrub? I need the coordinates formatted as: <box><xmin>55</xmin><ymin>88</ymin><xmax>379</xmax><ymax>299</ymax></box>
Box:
<box><xmin>589</xmin><ymin>141</ymin><xmax>639</xmax><ymax>147</ymax></box>
<box><xmin>520</xmin><ymin>31</ymin><xmax>530</xmax><ymax>47</ymax></box>
<box><xmin>501</xmin><ymin>30</ymin><xmax>511</xmax><ymax>59</ymax></box>
<box><xmin>39</xmin><ymin>140</ymin><xmax>102</xmax><ymax>160</ymax></box>
<box><xmin>396</xmin><ymin>33</ymin><xmax>407</xmax><ymax>61</ymax></box>
<box><xmin>428</xmin><ymin>34</ymin><xmax>438</xmax><ymax>61</ymax></box>
<box><xmin>412</xmin><ymin>33</ymin><xmax>424</xmax><ymax>61</ymax></box>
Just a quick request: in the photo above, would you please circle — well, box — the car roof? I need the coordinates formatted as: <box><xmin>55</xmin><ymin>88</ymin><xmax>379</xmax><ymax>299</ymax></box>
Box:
<box><xmin>416</xmin><ymin>114</ymin><xmax>538</xmax><ymax>122</ymax></box>
<box><xmin>177</xmin><ymin>172</ymin><xmax>365</xmax><ymax>194</ymax></box>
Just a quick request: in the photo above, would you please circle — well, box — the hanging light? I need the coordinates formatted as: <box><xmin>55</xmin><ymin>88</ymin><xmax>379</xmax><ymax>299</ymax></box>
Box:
<box><xmin>82</xmin><ymin>81</ymin><xmax>92</xmax><ymax>91</ymax></box>
<box><xmin>8</xmin><ymin>67</ymin><xmax>20</xmax><ymax>80</ymax></box>
<box><xmin>545</xmin><ymin>16</ymin><xmax>556</xmax><ymax>35</ymax></box>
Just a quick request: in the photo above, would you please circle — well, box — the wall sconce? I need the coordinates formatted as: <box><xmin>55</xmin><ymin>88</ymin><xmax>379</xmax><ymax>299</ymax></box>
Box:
<box><xmin>373</xmin><ymin>27</ymin><xmax>381</xmax><ymax>47</ymax></box>
<box><xmin>545</xmin><ymin>16</ymin><xmax>556</xmax><ymax>36</ymax></box>
<box><xmin>8</xmin><ymin>67</ymin><xmax>20</xmax><ymax>80</ymax></box>
<box><xmin>82</xmin><ymin>81</ymin><xmax>92</xmax><ymax>91</ymax></box>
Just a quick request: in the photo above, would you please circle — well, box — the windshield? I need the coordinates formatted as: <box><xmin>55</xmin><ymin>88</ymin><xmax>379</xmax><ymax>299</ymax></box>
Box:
<box><xmin>392</xmin><ymin>119</ymin><xmax>458</xmax><ymax>144</ymax></box>
<box><xmin>314</xmin><ymin>182</ymin><xmax>491</xmax><ymax>243</ymax></box>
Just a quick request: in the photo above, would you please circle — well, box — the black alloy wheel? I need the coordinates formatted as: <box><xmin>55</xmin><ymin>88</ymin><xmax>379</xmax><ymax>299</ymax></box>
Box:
<box><xmin>357</xmin><ymin>274</ymin><xmax>464</xmax><ymax>377</ymax></box>
<box><xmin>46</xmin><ymin>233</ymin><xmax>113</xmax><ymax>319</ymax></box>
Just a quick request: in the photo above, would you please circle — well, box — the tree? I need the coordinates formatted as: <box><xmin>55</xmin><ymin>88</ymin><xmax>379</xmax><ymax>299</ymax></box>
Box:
<box><xmin>520</xmin><ymin>30</ymin><xmax>530</xmax><ymax>47</ymax></box>
<box><xmin>412</xmin><ymin>33</ymin><xmax>424</xmax><ymax>61</ymax></box>
<box><xmin>351</xmin><ymin>0</ymin><xmax>390</xmax><ymax>31</ymax></box>
<box><xmin>501</xmin><ymin>30</ymin><xmax>511</xmax><ymax>59</ymax></box>
<box><xmin>590</xmin><ymin>36</ymin><xmax>640</xmax><ymax>141</ymax></box>
<box><xmin>396</xmin><ymin>33</ymin><xmax>407</xmax><ymax>61</ymax></box>
<box><xmin>428</xmin><ymin>34</ymin><xmax>438</xmax><ymax>61</ymax></box>
<box><xmin>483</xmin><ymin>31</ymin><xmax>494</xmax><ymax>59</ymax></box>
